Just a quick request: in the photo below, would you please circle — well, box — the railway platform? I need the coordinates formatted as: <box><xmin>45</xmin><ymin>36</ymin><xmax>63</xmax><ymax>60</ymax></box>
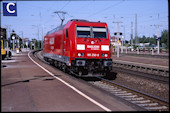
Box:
<box><xmin>1</xmin><ymin>49</ymin><xmax>138</xmax><ymax>111</ymax></box>
<box><xmin>112</xmin><ymin>54</ymin><xmax>169</xmax><ymax>67</ymax></box>
<box><xmin>112</xmin><ymin>53</ymin><xmax>169</xmax><ymax>77</ymax></box>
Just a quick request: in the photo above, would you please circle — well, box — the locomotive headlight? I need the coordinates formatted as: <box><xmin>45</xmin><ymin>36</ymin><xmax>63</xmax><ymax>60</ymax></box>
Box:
<box><xmin>78</xmin><ymin>53</ymin><xmax>81</xmax><ymax>56</ymax></box>
<box><xmin>104</xmin><ymin>54</ymin><xmax>108</xmax><ymax>57</ymax></box>
<box><xmin>101</xmin><ymin>45</ymin><xmax>109</xmax><ymax>51</ymax></box>
<box><xmin>102</xmin><ymin>53</ymin><xmax>108</xmax><ymax>57</ymax></box>
<box><xmin>78</xmin><ymin>53</ymin><xmax>84</xmax><ymax>57</ymax></box>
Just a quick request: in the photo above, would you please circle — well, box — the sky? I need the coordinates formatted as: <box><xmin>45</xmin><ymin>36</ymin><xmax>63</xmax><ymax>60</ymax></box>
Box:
<box><xmin>1</xmin><ymin>0</ymin><xmax>169</xmax><ymax>41</ymax></box>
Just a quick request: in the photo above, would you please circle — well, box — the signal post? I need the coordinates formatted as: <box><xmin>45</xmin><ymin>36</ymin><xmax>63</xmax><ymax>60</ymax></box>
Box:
<box><xmin>113</xmin><ymin>21</ymin><xmax>123</xmax><ymax>58</ymax></box>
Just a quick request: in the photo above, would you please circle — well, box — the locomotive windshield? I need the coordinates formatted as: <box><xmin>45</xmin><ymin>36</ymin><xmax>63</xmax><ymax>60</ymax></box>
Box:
<box><xmin>92</xmin><ymin>27</ymin><xmax>107</xmax><ymax>39</ymax></box>
<box><xmin>77</xmin><ymin>26</ymin><xmax>91</xmax><ymax>38</ymax></box>
<box><xmin>76</xmin><ymin>26</ymin><xmax>107</xmax><ymax>38</ymax></box>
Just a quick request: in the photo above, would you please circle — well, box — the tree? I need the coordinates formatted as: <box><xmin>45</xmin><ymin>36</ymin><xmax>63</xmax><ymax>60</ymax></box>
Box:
<box><xmin>160</xmin><ymin>30</ymin><xmax>168</xmax><ymax>50</ymax></box>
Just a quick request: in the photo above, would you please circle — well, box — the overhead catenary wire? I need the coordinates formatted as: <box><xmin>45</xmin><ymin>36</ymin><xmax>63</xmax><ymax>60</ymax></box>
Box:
<box><xmin>86</xmin><ymin>0</ymin><xmax>125</xmax><ymax>18</ymax></box>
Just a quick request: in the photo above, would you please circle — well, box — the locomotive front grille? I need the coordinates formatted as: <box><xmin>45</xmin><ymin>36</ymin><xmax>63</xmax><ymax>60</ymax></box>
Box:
<box><xmin>72</xmin><ymin>58</ymin><xmax>112</xmax><ymax>67</ymax></box>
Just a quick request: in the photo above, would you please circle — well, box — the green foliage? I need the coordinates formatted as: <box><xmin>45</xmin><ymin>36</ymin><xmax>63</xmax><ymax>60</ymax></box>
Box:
<box><xmin>134</xmin><ymin>29</ymin><xmax>168</xmax><ymax>50</ymax></box>
<box><xmin>160</xmin><ymin>30</ymin><xmax>168</xmax><ymax>50</ymax></box>
<box><xmin>133</xmin><ymin>45</ymin><xmax>139</xmax><ymax>49</ymax></box>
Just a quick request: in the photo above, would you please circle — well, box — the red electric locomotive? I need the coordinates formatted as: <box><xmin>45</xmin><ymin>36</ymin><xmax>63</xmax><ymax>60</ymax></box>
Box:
<box><xmin>43</xmin><ymin>19</ymin><xmax>112</xmax><ymax>76</ymax></box>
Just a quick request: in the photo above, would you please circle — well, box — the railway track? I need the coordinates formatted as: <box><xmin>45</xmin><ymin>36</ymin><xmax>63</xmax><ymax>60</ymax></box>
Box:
<box><xmin>112</xmin><ymin>67</ymin><xmax>169</xmax><ymax>83</ymax></box>
<box><xmin>34</xmin><ymin>50</ymin><xmax>169</xmax><ymax>111</ymax></box>
<box><xmin>88</xmin><ymin>76</ymin><xmax>169</xmax><ymax>111</ymax></box>
<box><xmin>112</xmin><ymin>60</ymin><xmax>169</xmax><ymax>78</ymax></box>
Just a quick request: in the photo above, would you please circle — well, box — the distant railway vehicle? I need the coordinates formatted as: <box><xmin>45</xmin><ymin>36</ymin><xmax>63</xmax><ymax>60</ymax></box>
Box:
<box><xmin>1</xmin><ymin>39</ymin><xmax>7</xmax><ymax>60</ymax></box>
<box><xmin>43</xmin><ymin>19</ymin><xmax>113</xmax><ymax>76</ymax></box>
<box><xmin>1</xmin><ymin>27</ymin><xmax>12</xmax><ymax>60</ymax></box>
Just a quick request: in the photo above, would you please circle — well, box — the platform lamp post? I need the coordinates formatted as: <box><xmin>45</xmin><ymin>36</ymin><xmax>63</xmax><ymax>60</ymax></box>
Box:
<box><xmin>19</xmin><ymin>31</ymin><xmax>24</xmax><ymax>48</ymax></box>
<box><xmin>10</xmin><ymin>30</ymin><xmax>16</xmax><ymax>52</ymax></box>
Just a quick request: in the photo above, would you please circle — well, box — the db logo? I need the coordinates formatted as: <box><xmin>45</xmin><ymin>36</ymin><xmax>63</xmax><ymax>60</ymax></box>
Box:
<box><xmin>3</xmin><ymin>2</ymin><xmax>17</xmax><ymax>16</ymax></box>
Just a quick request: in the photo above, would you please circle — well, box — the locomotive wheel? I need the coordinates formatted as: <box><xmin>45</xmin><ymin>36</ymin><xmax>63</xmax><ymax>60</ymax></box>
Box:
<box><xmin>50</xmin><ymin>60</ymin><xmax>54</xmax><ymax>66</ymax></box>
<box><xmin>82</xmin><ymin>69</ymin><xmax>88</xmax><ymax>75</ymax></box>
<box><xmin>67</xmin><ymin>67</ymin><xmax>71</xmax><ymax>74</ymax></box>
<box><xmin>62</xmin><ymin>64</ymin><xmax>66</xmax><ymax>72</ymax></box>
<box><xmin>44</xmin><ymin>57</ymin><xmax>48</xmax><ymax>62</ymax></box>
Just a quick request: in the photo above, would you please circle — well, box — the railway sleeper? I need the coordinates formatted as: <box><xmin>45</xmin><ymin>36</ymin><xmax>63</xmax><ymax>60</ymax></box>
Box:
<box><xmin>113</xmin><ymin>91</ymin><xmax>127</xmax><ymax>94</ymax></box>
<box><xmin>111</xmin><ymin>89</ymin><xmax>122</xmax><ymax>92</ymax></box>
<box><xmin>121</xmin><ymin>95</ymin><xmax>137</xmax><ymax>98</ymax></box>
<box><xmin>115</xmin><ymin>93</ymin><xmax>132</xmax><ymax>96</ymax></box>
<box><xmin>103</xmin><ymin>87</ymin><xmax>118</xmax><ymax>91</ymax></box>
<box><xmin>146</xmin><ymin>106</ymin><xmax>168</xmax><ymax>110</ymax></box>
<box><xmin>138</xmin><ymin>103</ymin><xmax>158</xmax><ymax>107</ymax></box>
<box><xmin>125</xmin><ymin>97</ymin><xmax>144</xmax><ymax>101</ymax></box>
<box><xmin>131</xmin><ymin>100</ymin><xmax>151</xmax><ymax>104</ymax></box>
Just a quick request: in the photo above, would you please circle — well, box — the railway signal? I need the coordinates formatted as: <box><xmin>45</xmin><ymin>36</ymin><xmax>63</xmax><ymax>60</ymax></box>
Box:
<box><xmin>155</xmin><ymin>36</ymin><xmax>161</xmax><ymax>40</ymax></box>
<box><xmin>113</xmin><ymin>21</ymin><xmax>123</xmax><ymax>58</ymax></box>
<box><xmin>114</xmin><ymin>32</ymin><xmax>122</xmax><ymax>36</ymax></box>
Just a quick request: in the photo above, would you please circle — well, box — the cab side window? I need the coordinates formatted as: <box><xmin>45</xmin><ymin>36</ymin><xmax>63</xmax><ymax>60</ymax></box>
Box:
<box><xmin>66</xmin><ymin>29</ymin><xmax>68</xmax><ymax>38</ymax></box>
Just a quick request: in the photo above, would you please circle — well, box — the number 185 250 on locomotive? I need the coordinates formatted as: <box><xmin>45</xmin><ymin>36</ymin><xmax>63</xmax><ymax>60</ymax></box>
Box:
<box><xmin>43</xmin><ymin>19</ymin><xmax>113</xmax><ymax>77</ymax></box>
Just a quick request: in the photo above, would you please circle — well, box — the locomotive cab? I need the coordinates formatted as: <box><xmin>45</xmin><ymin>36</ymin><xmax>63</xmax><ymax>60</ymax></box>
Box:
<box><xmin>70</xmin><ymin>21</ymin><xmax>112</xmax><ymax>76</ymax></box>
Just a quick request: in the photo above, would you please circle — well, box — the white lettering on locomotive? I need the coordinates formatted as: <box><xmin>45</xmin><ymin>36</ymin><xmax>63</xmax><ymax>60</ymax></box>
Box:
<box><xmin>49</xmin><ymin>37</ymin><xmax>54</xmax><ymax>45</ymax></box>
<box><xmin>87</xmin><ymin>53</ymin><xmax>99</xmax><ymax>57</ymax></box>
<box><xmin>87</xmin><ymin>53</ymin><xmax>91</xmax><ymax>56</ymax></box>
<box><xmin>87</xmin><ymin>45</ymin><xmax>100</xmax><ymax>50</ymax></box>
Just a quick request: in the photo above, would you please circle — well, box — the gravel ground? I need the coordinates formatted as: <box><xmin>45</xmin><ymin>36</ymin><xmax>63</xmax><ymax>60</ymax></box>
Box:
<box><xmin>113</xmin><ymin>72</ymin><xmax>169</xmax><ymax>101</ymax></box>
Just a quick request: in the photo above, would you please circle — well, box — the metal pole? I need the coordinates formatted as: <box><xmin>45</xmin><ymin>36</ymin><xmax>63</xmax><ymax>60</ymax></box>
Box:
<box><xmin>123</xmin><ymin>26</ymin><xmax>125</xmax><ymax>45</ymax></box>
<box><xmin>13</xmin><ymin>40</ymin><xmax>15</xmax><ymax>52</ymax></box>
<box><xmin>117</xmin><ymin>43</ymin><xmax>119</xmax><ymax>57</ymax></box>
<box><xmin>131</xmin><ymin>22</ymin><xmax>133</xmax><ymax>47</ymax></box>
<box><xmin>42</xmin><ymin>25</ymin><xmax>44</xmax><ymax>49</ymax></box>
<box><xmin>37</xmin><ymin>26</ymin><xmax>39</xmax><ymax>49</ymax></box>
<box><xmin>21</xmin><ymin>31</ymin><xmax>23</xmax><ymax>48</ymax></box>
<box><xmin>117</xmin><ymin>23</ymin><xmax>120</xmax><ymax>58</ymax></box>
<box><xmin>157</xmin><ymin>25</ymin><xmax>160</xmax><ymax>54</ymax></box>
<box><xmin>135</xmin><ymin>14</ymin><xmax>138</xmax><ymax>45</ymax></box>
<box><xmin>113</xmin><ymin>21</ymin><xmax>122</xmax><ymax>58</ymax></box>
<box><xmin>117</xmin><ymin>23</ymin><xmax>120</xmax><ymax>57</ymax></box>
<box><xmin>6</xmin><ymin>29</ymin><xmax>9</xmax><ymax>57</ymax></box>
<box><xmin>157</xmin><ymin>39</ymin><xmax>160</xmax><ymax>54</ymax></box>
